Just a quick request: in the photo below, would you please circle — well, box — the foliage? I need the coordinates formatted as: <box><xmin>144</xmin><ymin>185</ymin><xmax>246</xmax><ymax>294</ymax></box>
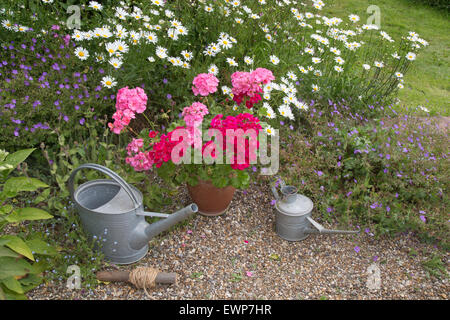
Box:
<box><xmin>421</xmin><ymin>255</ymin><xmax>448</xmax><ymax>279</ymax></box>
<box><xmin>410</xmin><ymin>0</ymin><xmax>450</xmax><ymax>11</ymax></box>
<box><xmin>0</xmin><ymin>148</ymin><xmax>56</xmax><ymax>300</ymax></box>
<box><xmin>278</xmin><ymin>101</ymin><xmax>449</xmax><ymax>248</ymax></box>
<box><xmin>0</xmin><ymin>0</ymin><xmax>427</xmax><ymax>126</ymax></box>
<box><xmin>0</xmin><ymin>27</ymin><xmax>115</xmax><ymax>151</ymax></box>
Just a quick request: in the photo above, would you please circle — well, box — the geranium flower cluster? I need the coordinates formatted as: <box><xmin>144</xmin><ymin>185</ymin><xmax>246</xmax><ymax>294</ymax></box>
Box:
<box><xmin>182</xmin><ymin>102</ymin><xmax>209</xmax><ymax>128</ymax></box>
<box><xmin>125</xmin><ymin>138</ymin><xmax>153</xmax><ymax>171</ymax></box>
<box><xmin>191</xmin><ymin>73</ymin><xmax>219</xmax><ymax>96</ymax></box>
<box><xmin>108</xmin><ymin>86</ymin><xmax>147</xmax><ymax>134</ymax></box>
<box><xmin>209</xmin><ymin>113</ymin><xmax>262</xmax><ymax>170</ymax></box>
<box><xmin>231</xmin><ymin>68</ymin><xmax>275</xmax><ymax>109</ymax></box>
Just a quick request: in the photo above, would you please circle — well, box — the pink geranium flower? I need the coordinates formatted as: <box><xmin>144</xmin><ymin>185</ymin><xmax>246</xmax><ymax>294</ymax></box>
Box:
<box><xmin>192</xmin><ymin>73</ymin><xmax>219</xmax><ymax>96</ymax></box>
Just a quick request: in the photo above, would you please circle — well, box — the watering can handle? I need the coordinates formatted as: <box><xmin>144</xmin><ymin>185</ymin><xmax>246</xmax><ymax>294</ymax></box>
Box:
<box><xmin>67</xmin><ymin>163</ymin><xmax>140</xmax><ymax>208</ymax></box>
<box><xmin>271</xmin><ymin>177</ymin><xmax>286</xmax><ymax>201</ymax></box>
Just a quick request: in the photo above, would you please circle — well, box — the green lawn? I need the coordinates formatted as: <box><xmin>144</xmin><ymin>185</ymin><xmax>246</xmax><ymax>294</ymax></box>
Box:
<box><xmin>323</xmin><ymin>0</ymin><xmax>450</xmax><ymax>116</ymax></box>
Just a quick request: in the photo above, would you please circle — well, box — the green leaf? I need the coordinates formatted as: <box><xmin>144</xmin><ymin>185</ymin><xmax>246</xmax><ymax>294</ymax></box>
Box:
<box><xmin>0</xmin><ymin>257</ymin><xmax>33</xmax><ymax>280</ymax></box>
<box><xmin>0</xmin><ymin>205</ymin><xmax>13</xmax><ymax>215</ymax></box>
<box><xmin>19</xmin><ymin>274</ymin><xmax>42</xmax><ymax>293</ymax></box>
<box><xmin>25</xmin><ymin>239</ymin><xmax>58</xmax><ymax>256</ymax></box>
<box><xmin>0</xmin><ymin>149</ymin><xmax>35</xmax><ymax>182</ymax></box>
<box><xmin>33</xmin><ymin>188</ymin><xmax>51</xmax><ymax>205</ymax></box>
<box><xmin>2</xmin><ymin>277</ymin><xmax>24</xmax><ymax>294</ymax></box>
<box><xmin>1</xmin><ymin>236</ymin><xmax>34</xmax><ymax>261</ymax></box>
<box><xmin>1</xmin><ymin>285</ymin><xmax>27</xmax><ymax>300</ymax></box>
<box><xmin>0</xmin><ymin>286</ymin><xmax>5</xmax><ymax>300</ymax></box>
<box><xmin>0</xmin><ymin>246</ymin><xmax>20</xmax><ymax>258</ymax></box>
<box><xmin>5</xmin><ymin>207</ymin><xmax>53</xmax><ymax>223</ymax></box>
<box><xmin>3</xmin><ymin>148</ymin><xmax>35</xmax><ymax>171</ymax></box>
<box><xmin>3</xmin><ymin>177</ymin><xmax>48</xmax><ymax>195</ymax></box>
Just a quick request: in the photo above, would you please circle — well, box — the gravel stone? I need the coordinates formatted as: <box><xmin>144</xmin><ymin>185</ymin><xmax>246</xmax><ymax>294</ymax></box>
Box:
<box><xmin>28</xmin><ymin>183</ymin><xmax>449</xmax><ymax>300</ymax></box>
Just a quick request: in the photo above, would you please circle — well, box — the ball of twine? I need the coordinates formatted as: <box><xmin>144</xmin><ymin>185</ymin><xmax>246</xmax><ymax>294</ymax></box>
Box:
<box><xmin>128</xmin><ymin>267</ymin><xmax>159</xmax><ymax>297</ymax></box>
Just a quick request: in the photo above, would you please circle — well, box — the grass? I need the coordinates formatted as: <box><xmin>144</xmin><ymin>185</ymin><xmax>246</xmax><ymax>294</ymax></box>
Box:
<box><xmin>324</xmin><ymin>0</ymin><xmax>450</xmax><ymax>116</ymax></box>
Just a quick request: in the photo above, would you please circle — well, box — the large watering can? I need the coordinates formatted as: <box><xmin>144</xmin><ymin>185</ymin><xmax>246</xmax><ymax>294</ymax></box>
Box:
<box><xmin>271</xmin><ymin>179</ymin><xmax>358</xmax><ymax>241</ymax></box>
<box><xmin>68</xmin><ymin>164</ymin><xmax>198</xmax><ymax>264</ymax></box>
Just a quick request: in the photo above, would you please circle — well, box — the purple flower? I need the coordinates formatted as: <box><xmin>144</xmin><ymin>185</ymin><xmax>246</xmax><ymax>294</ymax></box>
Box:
<box><xmin>354</xmin><ymin>246</ymin><xmax>360</xmax><ymax>253</ymax></box>
<box><xmin>420</xmin><ymin>215</ymin><xmax>426</xmax><ymax>223</ymax></box>
<box><xmin>317</xmin><ymin>171</ymin><xmax>323</xmax><ymax>177</ymax></box>
<box><xmin>79</xmin><ymin>118</ymin><xmax>85</xmax><ymax>125</ymax></box>
<box><xmin>270</xmin><ymin>200</ymin><xmax>276</xmax><ymax>206</ymax></box>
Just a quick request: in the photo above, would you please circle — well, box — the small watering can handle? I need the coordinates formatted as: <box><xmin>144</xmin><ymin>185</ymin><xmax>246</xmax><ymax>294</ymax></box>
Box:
<box><xmin>271</xmin><ymin>177</ymin><xmax>286</xmax><ymax>201</ymax></box>
<box><xmin>68</xmin><ymin>163</ymin><xmax>140</xmax><ymax>208</ymax></box>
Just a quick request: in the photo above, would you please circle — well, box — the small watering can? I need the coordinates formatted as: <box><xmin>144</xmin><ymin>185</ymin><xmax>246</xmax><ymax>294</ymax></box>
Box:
<box><xmin>271</xmin><ymin>179</ymin><xmax>358</xmax><ymax>241</ymax></box>
<box><xmin>68</xmin><ymin>163</ymin><xmax>198</xmax><ymax>264</ymax></box>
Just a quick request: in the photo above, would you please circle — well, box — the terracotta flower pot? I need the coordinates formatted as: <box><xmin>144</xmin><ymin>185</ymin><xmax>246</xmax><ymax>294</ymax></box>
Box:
<box><xmin>187</xmin><ymin>180</ymin><xmax>236</xmax><ymax>216</ymax></box>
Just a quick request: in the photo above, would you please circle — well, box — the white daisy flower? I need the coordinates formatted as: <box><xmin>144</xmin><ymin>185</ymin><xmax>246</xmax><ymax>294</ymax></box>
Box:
<box><xmin>89</xmin><ymin>1</ymin><xmax>102</xmax><ymax>10</ymax></box>
<box><xmin>270</xmin><ymin>55</ymin><xmax>280</xmax><ymax>65</ymax></box>
<box><xmin>156</xmin><ymin>46</ymin><xmax>168</xmax><ymax>59</ymax></box>
<box><xmin>263</xmin><ymin>103</ymin><xmax>276</xmax><ymax>119</ymax></box>
<box><xmin>208</xmin><ymin>64</ymin><xmax>219</xmax><ymax>76</ymax></box>
<box><xmin>244</xmin><ymin>56</ymin><xmax>254</xmax><ymax>65</ymax></box>
<box><xmin>265</xmin><ymin>125</ymin><xmax>275</xmax><ymax>136</ymax></box>
<box><xmin>74</xmin><ymin>47</ymin><xmax>89</xmax><ymax>60</ymax></box>
<box><xmin>286</xmin><ymin>71</ymin><xmax>297</xmax><ymax>81</ymax></box>
<box><xmin>363</xmin><ymin>64</ymin><xmax>371</xmax><ymax>70</ymax></box>
<box><xmin>109</xmin><ymin>57</ymin><xmax>123</xmax><ymax>69</ymax></box>
<box><xmin>406</xmin><ymin>52</ymin><xmax>416</xmax><ymax>61</ymax></box>
<box><xmin>221</xmin><ymin>86</ymin><xmax>231</xmax><ymax>95</ymax></box>
<box><xmin>105</xmin><ymin>42</ymin><xmax>118</xmax><ymax>56</ymax></box>
<box><xmin>312</xmin><ymin>84</ymin><xmax>320</xmax><ymax>92</ymax></box>
<box><xmin>334</xmin><ymin>65</ymin><xmax>344</xmax><ymax>73</ymax></box>
<box><xmin>101</xmin><ymin>76</ymin><xmax>117</xmax><ymax>88</ymax></box>
<box><xmin>181</xmin><ymin>50</ymin><xmax>193</xmax><ymax>61</ymax></box>
<box><xmin>335</xmin><ymin>56</ymin><xmax>345</xmax><ymax>65</ymax></box>
<box><xmin>143</xmin><ymin>32</ymin><xmax>158</xmax><ymax>44</ymax></box>
<box><xmin>349</xmin><ymin>14</ymin><xmax>360</xmax><ymax>23</ymax></box>
<box><xmin>226</xmin><ymin>57</ymin><xmax>238</xmax><ymax>67</ymax></box>
<box><xmin>374</xmin><ymin>61</ymin><xmax>384</xmax><ymax>68</ymax></box>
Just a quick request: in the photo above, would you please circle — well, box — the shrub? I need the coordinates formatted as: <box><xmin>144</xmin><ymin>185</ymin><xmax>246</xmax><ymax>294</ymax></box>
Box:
<box><xmin>0</xmin><ymin>148</ymin><xmax>56</xmax><ymax>300</ymax></box>
<box><xmin>0</xmin><ymin>0</ymin><xmax>427</xmax><ymax>128</ymax></box>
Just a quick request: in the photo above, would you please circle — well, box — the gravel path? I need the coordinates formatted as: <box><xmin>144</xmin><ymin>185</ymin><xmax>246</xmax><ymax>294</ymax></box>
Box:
<box><xmin>28</xmin><ymin>183</ymin><xmax>448</xmax><ymax>300</ymax></box>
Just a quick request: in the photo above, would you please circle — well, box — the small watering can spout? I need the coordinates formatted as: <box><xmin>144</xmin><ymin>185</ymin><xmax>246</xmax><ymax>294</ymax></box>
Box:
<box><xmin>130</xmin><ymin>204</ymin><xmax>198</xmax><ymax>250</ymax></box>
<box><xmin>304</xmin><ymin>217</ymin><xmax>359</xmax><ymax>235</ymax></box>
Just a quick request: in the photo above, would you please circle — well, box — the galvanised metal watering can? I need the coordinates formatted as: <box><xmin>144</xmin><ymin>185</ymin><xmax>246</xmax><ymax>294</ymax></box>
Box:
<box><xmin>272</xmin><ymin>179</ymin><xmax>358</xmax><ymax>241</ymax></box>
<box><xmin>68</xmin><ymin>164</ymin><xmax>198</xmax><ymax>264</ymax></box>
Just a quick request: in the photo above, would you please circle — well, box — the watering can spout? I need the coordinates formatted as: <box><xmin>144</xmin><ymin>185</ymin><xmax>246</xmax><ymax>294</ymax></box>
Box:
<box><xmin>304</xmin><ymin>217</ymin><xmax>359</xmax><ymax>235</ymax></box>
<box><xmin>130</xmin><ymin>204</ymin><xmax>198</xmax><ymax>250</ymax></box>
